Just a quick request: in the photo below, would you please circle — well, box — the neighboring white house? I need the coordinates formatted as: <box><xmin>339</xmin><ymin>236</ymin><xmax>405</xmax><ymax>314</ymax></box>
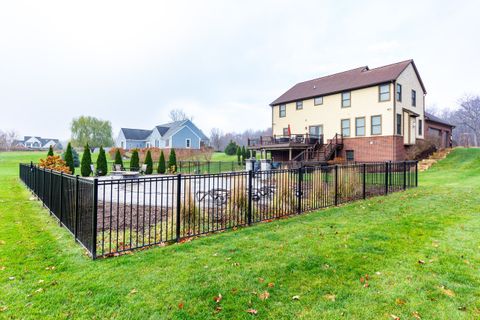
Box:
<box><xmin>15</xmin><ymin>136</ymin><xmax>63</xmax><ymax>149</ymax></box>
<box><xmin>115</xmin><ymin>120</ymin><xmax>209</xmax><ymax>150</ymax></box>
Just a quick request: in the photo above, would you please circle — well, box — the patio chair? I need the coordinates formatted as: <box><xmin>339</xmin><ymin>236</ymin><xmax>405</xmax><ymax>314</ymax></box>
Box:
<box><xmin>90</xmin><ymin>164</ymin><xmax>96</xmax><ymax>176</ymax></box>
<box><xmin>139</xmin><ymin>164</ymin><xmax>147</xmax><ymax>174</ymax></box>
<box><xmin>114</xmin><ymin>164</ymin><xmax>123</xmax><ymax>171</ymax></box>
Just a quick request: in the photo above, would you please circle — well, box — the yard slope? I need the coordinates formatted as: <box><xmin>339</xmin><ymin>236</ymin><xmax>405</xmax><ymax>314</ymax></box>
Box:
<box><xmin>0</xmin><ymin>148</ymin><xmax>479</xmax><ymax>319</ymax></box>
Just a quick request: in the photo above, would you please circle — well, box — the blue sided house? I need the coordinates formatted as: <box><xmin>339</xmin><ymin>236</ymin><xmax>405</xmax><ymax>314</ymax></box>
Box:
<box><xmin>115</xmin><ymin>120</ymin><xmax>209</xmax><ymax>150</ymax></box>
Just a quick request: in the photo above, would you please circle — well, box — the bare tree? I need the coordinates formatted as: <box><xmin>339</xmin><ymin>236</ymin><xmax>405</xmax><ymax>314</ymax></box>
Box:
<box><xmin>168</xmin><ymin>109</ymin><xmax>192</xmax><ymax>122</ymax></box>
<box><xmin>209</xmin><ymin>128</ymin><xmax>223</xmax><ymax>151</ymax></box>
<box><xmin>456</xmin><ymin>95</ymin><xmax>480</xmax><ymax>146</ymax></box>
<box><xmin>0</xmin><ymin>130</ymin><xmax>19</xmax><ymax>151</ymax></box>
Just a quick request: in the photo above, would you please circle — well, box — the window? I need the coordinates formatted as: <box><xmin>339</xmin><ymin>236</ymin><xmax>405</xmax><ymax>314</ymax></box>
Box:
<box><xmin>411</xmin><ymin>90</ymin><xmax>416</xmax><ymax>106</ymax></box>
<box><xmin>283</xmin><ymin>128</ymin><xmax>289</xmax><ymax>136</ymax></box>
<box><xmin>418</xmin><ymin>119</ymin><xmax>423</xmax><ymax>136</ymax></box>
<box><xmin>341</xmin><ymin>91</ymin><xmax>351</xmax><ymax>108</ymax></box>
<box><xmin>165</xmin><ymin>139</ymin><xmax>169</xmax><ymax>147</ymax></box>
<box><xmin>355</xmin><ymin>117</ymin><xmax>365</xmax><ymax>136</ymax></box>
<box><xmin>279</xmin><ymin>104</ymin><xmax>286</xmax><ymax>118</ymax></box>
<box><xmin>396</xmin><ymin>83</ymin><xmax>402</xmax><ymax>102</ymax></box>
<box><xmin>341</xmin><ymin>119</ymin><xmax>351</xmax><ymax>137</ymax></box>
<box><xmin>186</xmin><ymin>138</ymin><xmax>191</xmax><ymax>148</ymax></box>
<box><xmin>121</xmin><ymin>141</ymin><xmax>124</xmax><ymax>148</ymax></box>
<box><xmin>371</xmin><ymin>115</ymin><xmax>382</xmax><ymax>135</ymax></box>
<box><xmin>314</xmin><ymin>96</ymin><xmax>323</xmax><ymax>105</ymax></box>
<box><xmin>296</xmin><ymin>101</ymin><xmax>303</xmax><ymax>110</ymax></box>
<box><xmin>346</xmin><ymin>150</ymin><xmax>354</xmax><ymax>161</ymax></box>
<box><xmin>155</xmin><ymin>139</ymin><xmax>159</xmax><ymax>147</ymax></box>
<box><xmin>309</xmin><ymin>125</ymin><xmax>323</xmax><ymax>137</ymax></box>
<box><xmin>379</xmin><ymin>84</ymin><xmax>390</xmax><ymax>101</ymax></box>
<box><xmin>396</xmin><ymin>114</ymin><xmax>402</xmax><ymax>135</ymax></box>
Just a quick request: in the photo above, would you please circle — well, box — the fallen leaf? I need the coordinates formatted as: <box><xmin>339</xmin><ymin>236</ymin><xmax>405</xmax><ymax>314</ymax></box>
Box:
<box><xmin>458</xmin><ymin>306</ymin><xmax>467</xmax><ymax>311</ymax></box>
<box><xmin>258</xmin><ymin>291</ymin><xmax>270</xmax><ymax>301</ymax></box>
<box><xmin>360</xmin><ymin>276</ymin><xmax>365</xmax><ymax>284</ymax></box>
<box><xmin>178</xmin><ymin>302</ymin><xmax>184</xmax><ymax>309</ymax></box>
<box><xmin>213</xmin><ymin>293</ymin><xmax>222</xmax><ymax>303</ymax></box>
<box><xmin>8</xmin><ymin>276</ymin><xmax>15</xmax><ymax>281</ymax></box>
<box><xmin>418</xmin><ymin>260</ymin><xmax>425</xmax><ymax>264</ymax></box>
<box><xmin>0</xmin><ymin>266</ymin><xmax>5</xmax><ymax>271</ymax></box>
<box><xmin>365</xmin><ymin>274</ymin><xmax>369</xmax><ymax>281</ymax></box>
<box><xmin>323</xmin><ymin>294</ymin><xmax>336</xmax><ymax>301</ymax></box>
<box><xmin>258</xmin><ymin>277</ymin><xmax>264</xmax><ymax>283</ymax></box>
<box><xmin>214</xmin><ymin>306</ymin><xmax>222</xmax><ymax>313</ymax></box>
<box><xmin>292</xmin><ymin>295</ymin><xmax>300</xmax><ymax>300</ymax></box>
<box><xmin>35</xmin><ymin>288</ymin><xmax>44</xmax><ymax>293</ymax></box>
<box><xmin>440</xmin><ymin>286</ymin><xmax>455</xmax><ymax>297</ymax></box>
<box><xmin>0</xmin><ymin>306</ymin><xmax>7</xmax><ymax>312</ymax></box>
<box><xmin>412</xmin><ymin>311</ymin><xmax>421</xmax><ymax>319</ymax></box>
<box><xmin>267</xmin><ymin>282</ymin><xmax>275</xmax><ymax>288</ymax></box>
<box><xmin>231</xmin><ymin>288</ymin><xmax>238</xmax><ymax>294</ymax></box>
<box><xmin>129</xmin><ymin>288</ymin><xmax>138</xmax><ymax>295</ymax></box>
<box><xmin>38</xmin><ymin>279</ymin><xmax>45</xmax><ymax>284</ymax></box>
<box><xmin>45</xmin><ymin>266</ymin><xmax>56</xmax><ymax>270</ymax></box>
<box><xmin>363</xmin><ymin>283</ymin><xmax>369</xmax><ymax>288</ymax></box>
<box><xmin>246</xmin><ymin>309</ymin><xmax>257</xmax><ymax>315</ymax></box>
<box><xmin>390</xmin><ymin>315</ymin><xmax>400</xmax><ymax>320</ymax></box>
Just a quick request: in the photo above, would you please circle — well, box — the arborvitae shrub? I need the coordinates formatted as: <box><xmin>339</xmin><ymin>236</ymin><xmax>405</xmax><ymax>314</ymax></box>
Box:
<box><xmin>168</xmin><ymin>149</ymin><xmax>177</xmax><ymax>173</ymax></box>
<box><xmin>224</xmin><ymin>140</ymin><xmax>237</xmax><ymax>155</ymax></box>
<box><xmin>114</xmin><ymin>148</ymin><xmax>123</xmax><ymax>169</ymax></box>
<box><xmin>80</xmin><ymin>144</ymin><xmax>92</xmax><ymax>177</ymax></box>
<box><xmin>47</xmin><ymin>146</ymin><xmax>54</xmax><ymax>157</ymax></box>
<box><xmin>64</xmin><ymin>143</ymin><xmax>75</xmax><ymax>174</ymax></box>
<box><xmin>236</xmin><ymin>146</ymin><xmax>242</xmax><ymax>165</ymax></box>
<box><xmin>144</xmin><ymin>150</ymin><xmax>153</xmax><ymax>174</ymax></box>
<box><xmin>157</xmin><ymin>150</ymin><xmax>166</xmax><ymax>174</ymax></box>
<box><xmin>96</xmin><ymin>146</ymin><xmax>108</xmax><ymax>176</ymax></box>
<box><xmin>130</xmin><ymin>149</ymin><xmax>140</xmax><ymax>171</ymax></box>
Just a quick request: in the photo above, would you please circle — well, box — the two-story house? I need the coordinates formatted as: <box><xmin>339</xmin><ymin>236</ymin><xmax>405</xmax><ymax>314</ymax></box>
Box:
<box><xmin>115</xmin><ymin>119</ymin><xmax>209</xmax><ymax>150</ymax></box>
<box><xmin>249</xmin><ymin>59</ymin><xmax>426</xmax><ymax>162</ymax></box>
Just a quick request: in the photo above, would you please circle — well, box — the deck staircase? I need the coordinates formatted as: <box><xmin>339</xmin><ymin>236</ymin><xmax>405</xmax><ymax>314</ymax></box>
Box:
<box><xmin>290</xmin><ymin>134</ymin><xmax>344</xmax><ymax>167</ymax></box>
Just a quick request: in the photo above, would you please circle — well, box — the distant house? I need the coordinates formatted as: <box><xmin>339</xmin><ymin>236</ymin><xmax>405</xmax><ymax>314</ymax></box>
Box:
<box><xmin>424</xmin><ymin>112</ymin><xmax>455</xmax><ymax>148</ymax></box>
<box><xmin>15</xmin><ymin>136</ymin><xmax>63</xmax><ymax>150</ymax></box>
<box><xmin>115</xmin><ymin>120</ymin><xmax>209</xmax><ymax>150</ymax></box>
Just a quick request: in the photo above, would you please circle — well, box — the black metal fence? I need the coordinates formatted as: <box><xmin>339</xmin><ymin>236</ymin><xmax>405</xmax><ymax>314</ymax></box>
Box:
<box><xmin>19</xmin><ymin>161</ymin><xmax>418</xmax><ymax>259</ymax></box>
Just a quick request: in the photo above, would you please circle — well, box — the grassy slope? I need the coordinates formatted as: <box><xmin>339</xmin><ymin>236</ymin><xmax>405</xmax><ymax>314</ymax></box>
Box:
<box><xmin>0</xmin><ymin>149</ymin><xmax>479</xmax><ymax>319</ymax></box>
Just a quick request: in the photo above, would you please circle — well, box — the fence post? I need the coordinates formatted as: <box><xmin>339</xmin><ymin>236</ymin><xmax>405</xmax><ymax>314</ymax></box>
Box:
<box><xmin>334</xmin><ymin>165</ymin><xmax>338</xmax><ymax>206</ymax></box>
<box><xmin>92</xmin><ymin>178</ymin><xmax>98</xmax><ymax>259</ymax></box>
<box><xmin>49</xmin><ymin>169</ymin><xmax>53</xmax><ymax>210</ymax></box>
<box><xmin>207</xmin><ymin>161</ymin><xmax>211</xmax><ymax>174</ymax></box>
<box><xmin>247</xmin><ymin>170</ymin><xmax>253</xmax><ymax>225</ymax></box>
<box><xmin>74</xmin><ymin>175</ymin><xmax>79</xmax><ymax>240</ymax></box>
<box><xmin>42</xmin><ymin>168</ymin><xmax>46</xmax><ymax>206</ymax></box>
<box><xmin>403</xmin><ymin>161</ymin><xmax>407</xmax><ymax>190</ymax></box>
<box><xmin>231</xmin><ymin>161</ymin><xmax>234</xmax><ymax>172</ymax></box>
<box><xmin>297</xmin><ymin>167</ymin><xmax>303</xmax><ymax>214</ymax></box>
<box><xmin>384</xmin><ymin>162</ymin><xmax>389</xmax><ymax>195</ymax></box>
<box><xmin>362</xmin><ymin>163</ymin><xmax>366</xmax><ymax>199</ymax></box>
<box><xmin>59</xmin><ymin>172</ymin><xmax>64</xmax><ymax>223</ymax></box>
<box><xmin>176</xmin><ymin>174</ymin><xmax>182</xmax><ymax>242</ymax></box>
<box><xmin>415</xmin><ymin>161</ymin><xmax>418</xmax><ymax>187</ymax></box>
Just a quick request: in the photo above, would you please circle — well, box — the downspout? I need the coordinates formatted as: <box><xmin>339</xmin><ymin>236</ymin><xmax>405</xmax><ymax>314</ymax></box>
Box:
<box><xmin>392</xmin><ymin>80</ymin><xmax>397</xmax><ymax>160</ymax></box>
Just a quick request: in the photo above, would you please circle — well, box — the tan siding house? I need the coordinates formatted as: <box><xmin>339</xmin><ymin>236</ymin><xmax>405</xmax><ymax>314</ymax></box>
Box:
<box><xmin>250</xmin><ymin>59</ymin><xmax>427</xmax><ymax>162</ymax></box>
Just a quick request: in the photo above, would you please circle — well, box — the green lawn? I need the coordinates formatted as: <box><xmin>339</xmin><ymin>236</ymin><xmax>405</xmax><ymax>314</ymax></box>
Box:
<box><xmin>1</xmin><ymin>149</ymin><xmax>479</xmax><ymax>319</ymax></box>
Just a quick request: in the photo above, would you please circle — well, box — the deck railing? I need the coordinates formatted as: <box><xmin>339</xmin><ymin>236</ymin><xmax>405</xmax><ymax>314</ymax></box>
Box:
<box><xmin>248</xmin><ymin>134</ymin><xmax>323</xmax><ymax>147</ymax></box>
<box><xmin>19</xmin><ymin>160</ymin><xmax>418</xmax><ymax>259</ymax></box>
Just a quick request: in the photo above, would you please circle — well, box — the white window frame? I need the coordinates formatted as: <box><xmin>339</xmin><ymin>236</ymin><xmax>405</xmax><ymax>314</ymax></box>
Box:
<box><xmin>185</xmin><ymin>138</ymin><xmax>191</xmax><ymax>149</ymax></box>
<box><xmin>314</xmin><ymin>96</ymin><xmax>323</xmax><ymax>105</ymax></box>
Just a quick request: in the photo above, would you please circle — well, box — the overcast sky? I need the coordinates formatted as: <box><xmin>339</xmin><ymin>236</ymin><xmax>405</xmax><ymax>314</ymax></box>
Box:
<box><xmin>1</xmin><ymin>0</ymin><xmax>479</xmax><ymax>140</ymax></box>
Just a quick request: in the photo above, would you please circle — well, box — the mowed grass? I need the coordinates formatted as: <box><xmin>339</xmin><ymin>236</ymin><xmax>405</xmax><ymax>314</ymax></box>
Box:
<box><xmin>0</xmin><ymin>149</ymin><xmax>479</xmax><ymax>319</ymax></box>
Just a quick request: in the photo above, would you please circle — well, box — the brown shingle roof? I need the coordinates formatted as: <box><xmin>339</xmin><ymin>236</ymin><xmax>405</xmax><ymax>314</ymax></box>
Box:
<box><xmin>270</xmin><ymin>59</ymin><xmax>426</xmax><ymax>106</ymax></box>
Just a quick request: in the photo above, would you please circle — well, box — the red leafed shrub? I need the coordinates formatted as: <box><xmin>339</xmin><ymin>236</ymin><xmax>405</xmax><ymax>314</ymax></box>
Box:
<box><xmin>39</xmin><ymin>155</ymin><xmax>72</xmax><ymax>174</ymax></box>
<box><xmin>109</xmin><ymin>147</ymin><xmax>126</xmax><ymax>160</ymax></box>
